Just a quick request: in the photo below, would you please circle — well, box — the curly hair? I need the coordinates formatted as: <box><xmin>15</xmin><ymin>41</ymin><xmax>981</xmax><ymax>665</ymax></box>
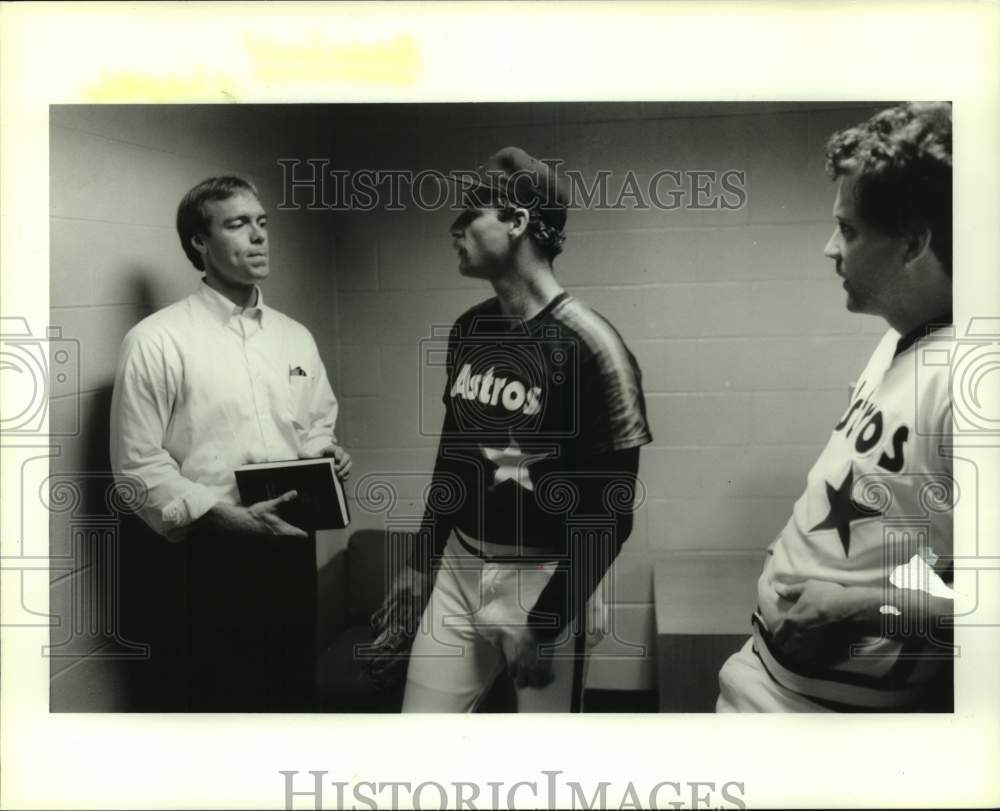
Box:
<box><xmin>496</xmin><ymin>204</ymin><xmax>566</xmax><ymax>261</ymax></box>
<box><xmin>825</xmin><ymin>102</ymin><xmax>952</xmax><ymax>276</ymax></box>
<box><xmin>176</xmin><ymin>176</ymin><xmax>260</xmax><ymax>271</ymax></box>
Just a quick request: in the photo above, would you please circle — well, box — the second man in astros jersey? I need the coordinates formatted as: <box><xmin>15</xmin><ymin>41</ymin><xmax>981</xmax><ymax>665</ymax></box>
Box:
<box><xmin>717</xmin><ymin>102</ymin><xmax>955</xmax><ymax>712</ymax></box>
<box><xmin>371</xmin><ymin>147</ymin><xmax>653</xmax><ymax>712</ymax></box>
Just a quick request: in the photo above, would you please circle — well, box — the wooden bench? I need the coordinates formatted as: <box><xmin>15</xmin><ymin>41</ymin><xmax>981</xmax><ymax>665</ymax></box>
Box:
<box><xmin>653</xmin><ymin>552</ymin><xmax>762</xmax><ymax>712</ymax></box>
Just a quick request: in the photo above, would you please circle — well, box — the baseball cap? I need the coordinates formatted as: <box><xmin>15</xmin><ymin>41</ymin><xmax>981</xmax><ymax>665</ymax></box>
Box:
<box><xmin>450</xmin><ymin>146</ymin><xmax>570</xmax><ymax>233</ymax></box>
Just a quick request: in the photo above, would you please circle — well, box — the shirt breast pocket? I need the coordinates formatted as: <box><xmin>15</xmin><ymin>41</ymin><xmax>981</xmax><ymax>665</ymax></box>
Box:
<box><xmin>285</xmin><ymin>374</ymin><xmax>311</xmax><ymax>427</ymax></box>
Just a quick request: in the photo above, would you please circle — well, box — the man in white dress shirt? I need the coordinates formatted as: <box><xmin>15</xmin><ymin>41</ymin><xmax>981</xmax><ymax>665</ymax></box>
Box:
<box><xmin>110</xmin><ymin>175</ymin><xmax>349</xmax><ymax>710</ymax></box>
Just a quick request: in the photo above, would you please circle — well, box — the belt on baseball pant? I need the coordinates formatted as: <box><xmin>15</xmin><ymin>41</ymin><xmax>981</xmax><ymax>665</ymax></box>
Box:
<box><xmin>453</xmin><ymin>525</ymin><xmax>560</xmax><ymax>564</ymax></box>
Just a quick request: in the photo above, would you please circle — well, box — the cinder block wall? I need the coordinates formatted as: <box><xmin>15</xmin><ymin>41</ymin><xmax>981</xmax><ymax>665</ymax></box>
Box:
<box><xmin>317</xmin><ymin>102</ymin><xmax>887</xmax><ymax>689</ymax></box>
<box><xmin>49</xmin><ymin>102</ymin><xmax>887</xmax><ymax>704</ymax></box>
<box><xmin>47</xmin><ymin>105</ymin><xmax>339</xmax><ymax>710</ymax></box>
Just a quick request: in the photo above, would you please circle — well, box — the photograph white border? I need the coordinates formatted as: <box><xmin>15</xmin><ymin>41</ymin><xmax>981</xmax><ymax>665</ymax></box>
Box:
<box><xmin>2</xmin><ymin>2</ymin><xmax>998</xmax><ymax>808</ymax></box>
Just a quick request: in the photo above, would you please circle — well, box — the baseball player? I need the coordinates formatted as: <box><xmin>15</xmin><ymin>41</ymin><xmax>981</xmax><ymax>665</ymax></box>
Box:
<box><xmin>371</xmin><ymin>147</ymin><xmax>653</xmax><ymax>712</ymax></box>
<box><xmin>717</xmin><ymin>102</ymin><xmax>955</xmax><ymax>712</ymax></box>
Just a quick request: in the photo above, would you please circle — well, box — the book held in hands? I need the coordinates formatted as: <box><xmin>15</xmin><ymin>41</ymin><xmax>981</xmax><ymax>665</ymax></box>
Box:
<box><xmin>234</xmin><ymin>458</ymin><xmax>350</xmax><ymax>531</ymax></box>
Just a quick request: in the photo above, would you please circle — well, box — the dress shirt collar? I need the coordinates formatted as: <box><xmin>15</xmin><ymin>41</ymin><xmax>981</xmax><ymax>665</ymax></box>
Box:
<box><xmin>197</xmin><ymin>279</ymin><xmax>266</xmax><ymax>327</ymax></box>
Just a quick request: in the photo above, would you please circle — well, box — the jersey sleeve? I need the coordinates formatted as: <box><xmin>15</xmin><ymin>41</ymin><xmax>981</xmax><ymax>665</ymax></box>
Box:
<box><xmin>577</xmin><ymin>326</ymin><xmax>653</xmax><ymax>457</ymax></box>
<box><xmin>527</xmin><ymin>446</ymin><xmax>640</xmax><ymax>637</ymax></box>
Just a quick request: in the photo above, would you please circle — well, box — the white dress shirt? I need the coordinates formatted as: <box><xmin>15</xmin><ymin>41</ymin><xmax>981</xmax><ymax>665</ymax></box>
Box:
<box><xmin>110</xmin><ymin>281</ymin><xmax>339</xmax><ymax>539</ymax></box>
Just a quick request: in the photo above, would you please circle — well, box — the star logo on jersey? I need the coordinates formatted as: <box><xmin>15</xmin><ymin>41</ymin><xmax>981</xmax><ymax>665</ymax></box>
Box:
<box><xmin>810</xmin><ymin>464</ymin><xmax>883</xmax><ymax>557</ymax></box>
<box><xmin>481</xmin><ymin>438</ymin><xmax>553</xmax><ymax>492</ymax></box>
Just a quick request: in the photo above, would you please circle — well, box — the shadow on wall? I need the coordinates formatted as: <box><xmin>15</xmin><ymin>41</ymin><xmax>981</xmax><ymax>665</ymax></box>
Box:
<box><xmin>50</xmin><ymin>270</ymin><xmax>189</xmax><ymax>711</ymax></box>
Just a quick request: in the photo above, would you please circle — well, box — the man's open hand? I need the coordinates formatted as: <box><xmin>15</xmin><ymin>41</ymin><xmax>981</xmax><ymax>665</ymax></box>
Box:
<box><xmin>199</xmin><ymin>491</ymin><xmax>308</xmax><ymax>538</ymax></box>
<box><xmin>246</xmin><ymin>490</ymin><xmax>309</xmax><ymax>537</ymax></box>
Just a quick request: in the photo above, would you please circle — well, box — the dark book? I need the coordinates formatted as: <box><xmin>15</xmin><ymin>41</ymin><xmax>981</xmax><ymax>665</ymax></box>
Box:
<box><xmin>234</xmin><ymin>458</ymin><xmax>350</xmax><ymax>531</ymax></box>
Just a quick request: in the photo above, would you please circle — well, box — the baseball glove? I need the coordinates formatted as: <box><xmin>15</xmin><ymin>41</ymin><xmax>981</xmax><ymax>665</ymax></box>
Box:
<box><xmin>365</xmin><ymin>565</ymin><xmax>433</xmax><ymax>689</ymax></box>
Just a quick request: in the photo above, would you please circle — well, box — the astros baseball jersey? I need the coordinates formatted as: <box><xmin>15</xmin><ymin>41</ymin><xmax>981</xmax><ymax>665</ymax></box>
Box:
<box><xmin>756</xmin><ymin>320</ymin><xmax>954</xmax><ymax>708</ymax></box>
<box><xmin>430</xmin><ymin>291</ymin><xmax>653</xmax><ymax>553</ymax></box>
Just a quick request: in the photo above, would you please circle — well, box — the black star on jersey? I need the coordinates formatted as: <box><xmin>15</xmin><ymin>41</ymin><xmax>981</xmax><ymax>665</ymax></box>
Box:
<box><xmin>810</xmin><ymin>464</ymin><xmax>883</xmax><ymax>557</ymax></box>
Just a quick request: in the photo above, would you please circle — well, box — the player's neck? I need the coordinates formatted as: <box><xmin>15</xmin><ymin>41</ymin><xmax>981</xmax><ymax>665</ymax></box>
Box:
<box><xmin>881</xmin><ymin>275</ymin><xmax>952</xmax><ymax>336</ymax></box>
<box><xmin>492</xmin><ymin>264</ymin><xmax>563</xmax><ymax>320</ymax></box>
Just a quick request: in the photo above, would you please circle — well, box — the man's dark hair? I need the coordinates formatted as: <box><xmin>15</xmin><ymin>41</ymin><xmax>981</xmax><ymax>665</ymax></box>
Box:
<box><xmin>825</xmin><ymin>102</ymin><xmax>952</xmax><ymax>276</ymax></box>
<box><xmin>176</xmin><ymin>176</ymin><xmax>260</xmax><ymax>271</ymax></box>
<box><xmin>496</xmin><ymin>205</ymin><xmax>566</xmax><ymax>262</ymax></box>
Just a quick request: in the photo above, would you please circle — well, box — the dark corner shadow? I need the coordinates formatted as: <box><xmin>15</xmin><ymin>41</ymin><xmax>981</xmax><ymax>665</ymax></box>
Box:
<box><xmin>131</xmin><ymin>269</ymin><xmax>159</xmax><ymax>322</ymax></box>
<box><xmin>112</xmin><ymin>268</ymin><xmax>188</xmax><ymax>710</ymax></box>
<box><xmin>50</xmin><ymin>267</ymin><xmax>186</xmax><ymax>712</ymax></box>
